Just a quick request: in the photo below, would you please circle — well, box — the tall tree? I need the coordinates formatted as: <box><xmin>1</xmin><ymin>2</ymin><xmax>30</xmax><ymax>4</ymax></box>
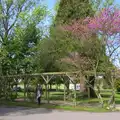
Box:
<box><xmin>87</xmin><ymin>6</ymin><xmax>120</xmax><ymax>108</ymax></box>
<box><xmin>0</xmin><ymin>0</ymin><xmax>47</xmax><ymax>75</ymax></box>
<box><xmin>53</xmin><ymin>0</ymin><xmax>114</xmax><ymax>98</ymax></box>
<box><xmin>0</xmin><ymin>0</ymin><xmax>47</xmax><ymax>99</ymax></box>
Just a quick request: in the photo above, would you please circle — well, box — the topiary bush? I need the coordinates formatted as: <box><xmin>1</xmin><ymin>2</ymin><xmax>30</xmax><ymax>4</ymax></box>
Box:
<box><xmin>115</xmin><ymin>79</ymin><xmax>120</xmax><ymax>92</ymax></box>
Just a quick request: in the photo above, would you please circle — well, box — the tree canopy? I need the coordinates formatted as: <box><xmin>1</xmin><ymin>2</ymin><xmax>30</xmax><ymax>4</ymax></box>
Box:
<box><xmin>55</xmin><ymin>0</ymin><xmax>94</xmax><ymax>24</ymax></box>
<box><xmin>0</xmin><ymin>0</ymin><xmax>47</xmax><ymax>75</ymax></box>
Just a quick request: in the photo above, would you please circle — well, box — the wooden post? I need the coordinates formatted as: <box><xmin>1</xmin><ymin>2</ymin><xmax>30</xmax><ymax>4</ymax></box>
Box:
<box><xmin>47</xmin><ymin>83</ymin><xmax>49</xmax><ymax>104</ymax></box>
<box><xmin>24</xmin><ymin>82</ymin><xmax>25</xmax><ymax>101</ymax></box>
<box><xmin>50</xmin><ymin>83</ymin><xmax>52</xmax><ymax>90</ymax></box>
<box><xmin>8</xmin><ymin>80</ymin><xmax>11</xmax><ymax>100</ymax></box>
<box><xmin>64</xmin><ymin>83</ymin><xmax>66</xmax><ymax>102</ymax></box>
<box><xmin>45</xmin><ymin>84</ymin><xmax>47</xmax><ymax>100</ymax></box>
<box><xmin>15</xmin><ymin>79</ymin><xmax>18</xmax><ymax>98</ymax></box>
<box><xmin>24</xmin><ymin>78</ymin><xmax>26</xmax><ymax>102</ymax></box>
<box><xmin>26</xmin><ymin>78</ymin><xmax>29</xmax><ymax>100</ymax></box>
<box><xmin>47</xmin><ymin>76</ymin><xmax>49</xmax><ymax>104</ymax></box>
<box><xmin>74</xmin><ymin>82</ymin><xmax>77</xmax><ymax>107</ymax></box>
<box><xmin>88</xmin><ymin>87</ymin><xmax>90</xmax><ymax>98</ymax></box>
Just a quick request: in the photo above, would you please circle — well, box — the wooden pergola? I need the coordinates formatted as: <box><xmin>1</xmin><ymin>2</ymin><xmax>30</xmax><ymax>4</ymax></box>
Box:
<box><xmin>1</xmin><ymin>71</ymin><xmax>105</xmax><ymax>106</ymax></box>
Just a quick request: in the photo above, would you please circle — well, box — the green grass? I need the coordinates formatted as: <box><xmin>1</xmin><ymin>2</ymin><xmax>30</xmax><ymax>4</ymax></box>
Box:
<box><xmin>0</xmin><ymin>101</ymin><xmax>111</xmax><ymax>112</ymax></box>
<box><xmin>4</xmin><ymin>89</ymin><xmax>120</xmax><ymax>112</ymax></box>
<box><xmin>16</xmin><ymin>90</ymin><xmax>120</xmax><ymax>103</ymax></box>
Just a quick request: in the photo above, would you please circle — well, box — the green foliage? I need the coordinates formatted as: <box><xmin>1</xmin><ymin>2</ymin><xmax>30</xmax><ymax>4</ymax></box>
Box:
<box><xmin>0</xmin><ymin>0</ymin><xmax>47</xmax><ymax>75</ymax></box>
<box><xmin>0</xmin><ymin>0</ymin><xmax>48</xmax><ymax>75</ymax></box>
<box><xmin>35</xmin><ymin>27</ymin><xmax>75</xmax><ymax>72</ymax></box>
<box><xmin>0</xmin><ymin>0</ymin><xmax>48</xmax><ymax>100</ymax></box>
<box><xmin>115</xmin><ymin>79</ymin><xmax>120</xmax><ymax>92</ymax></box>
<box><xmin>55</xmin><ymin>0</ymin><xmax>94</xmax><ymax>24</ymax></box>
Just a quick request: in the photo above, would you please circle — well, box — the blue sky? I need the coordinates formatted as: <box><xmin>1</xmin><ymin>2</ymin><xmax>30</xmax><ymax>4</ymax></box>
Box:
<box><xmin>115</xmin><ymin>0</ymin><xmax>120</xmax><ymax>4</ymax></box>
<box><xmin>43</xmin><ymin>0</ymin><xmax>120</xmax><ymax>27</ymax></box>
<box><xmin>46</xmin><ymin>0</ymin><xmax>56</xmax><ymax>10</ymax></box>
<box><xmin>45</xmin><ymin>0</ymin><xmax>120</xmax><ymax>11</ymax></box>
<box><xmin>44</xmin><ymin>0</ymin><xmax>57</xmax><ymax>14</ymax></box>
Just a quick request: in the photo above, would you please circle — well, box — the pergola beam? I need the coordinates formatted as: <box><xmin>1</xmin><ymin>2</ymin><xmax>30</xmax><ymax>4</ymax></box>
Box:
<box><xmin>1</xmin><ymin>71</ymin><xmax>105</xmax><ymax>106</ymax></box>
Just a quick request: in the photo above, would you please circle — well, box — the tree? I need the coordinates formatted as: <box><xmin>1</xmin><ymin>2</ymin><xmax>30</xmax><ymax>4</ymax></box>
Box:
<box><xmin>52</xmin><ymin>0</ymin><xmax>96</xmax><ymax>96</ymax></box>
<box><xmin>0</xmin><ymin>0</ymin><xmax>47</xmax><ymax>100</ymax></box>
<box><xmin>35</xmin><ymin>26</ymin><xmax>75</xmax><ymax>72</ymax></box>
<box><xmin>86</xmin><ymin>6</ymin><xmax>120</xmax><ymax>109</ymax></box>
<box><xmin>9</xmin><ymin>23</ymin><xmax>41</xmax><ymax>74</ymax></box>
<box><xmin>61</xmin><ymin>20</ymin><xmax>109</xmax><ymax>101</ymax></box>
<box><xmin>0</xmin><ymin>0</ymin><xmax>47</xmax><ymax>75</ymax></box>
<box><xmin>54</xmin><ymin>0</ymin><xmax>115</xmax><ymax>98</ymax></box>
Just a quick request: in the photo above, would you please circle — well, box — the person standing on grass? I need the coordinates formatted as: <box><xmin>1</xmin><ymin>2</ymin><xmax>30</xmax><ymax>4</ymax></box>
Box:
<box><xmin>36</xmin><ymin>84</ymin><xmax>42</xmax><ymax>105</ymax></box>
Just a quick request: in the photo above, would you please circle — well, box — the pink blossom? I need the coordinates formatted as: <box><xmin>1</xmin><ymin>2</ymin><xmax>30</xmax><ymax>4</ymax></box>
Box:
<box><xmin>61</xmin><ymin>20</ymin><xmax>92</xmax><ymax>40</ymax></box>
<box><xmin>87</xmin><ymin>7</ymin><xmax>120</xmax><ymax>36</ymax></box>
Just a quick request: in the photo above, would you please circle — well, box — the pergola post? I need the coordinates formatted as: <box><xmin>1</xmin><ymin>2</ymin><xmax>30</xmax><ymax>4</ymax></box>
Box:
<box><xmin>15</xmin><ymin>79</ymin><xmax>18</xmax><ymax>98</ymax></box>
<box><xmin>61</xmin><ymin>77</ymin><xmax>66</xmax><ymax>103</ymax></box>
<box><xmin>45</xmin><ymin>84</ymin><xmax>47</xmax><ymax>100</ymax></box>
<box><xmin>66</xmin><ymin>73</ymin><xmax>77</xmax><ymax>106</ymax></box>
<box><xmin>26</xmin><ymin>77</ymin><xmax>30</xmax><ymax>100</ymax></box>
<box><xmin>74</xmin><ymin>82</ymin><xmax>77</xmax><ymax>107</ymax></box>
<box><xmin>41</xmin><ymin>74</ymin><xmax>54</xmax><ymax>104</ymax></box>
<box><xmin>86</xmin><ymin>75</ymin><xmax>90</xmax><ymax>98</ymax></box>
<box><xmin>23</xmin><ymin>77</ymin><xmax>27</xmax><ymax>102</ymax></box>
<box><xmin>47</xmin><ymin>75</ymin><xmax>49</xmax><ymax>104</ymax></box>
<box><xmin>64</xmin><ymin>83</ymin><xmax>66</xmax><ymax>102</ymax></box>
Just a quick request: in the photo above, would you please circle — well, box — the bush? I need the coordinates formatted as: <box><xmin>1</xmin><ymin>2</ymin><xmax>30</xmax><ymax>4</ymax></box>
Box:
<box><xmin>115</xmin><ymin>79</ymin><xmax>120</xmax><ymax>92</ymax></box>
<box><xmin>10</xmin><ymin>92</ymin><xmax>17</xmax><ymax>101</ymax></box>
<box><xmin>27</xmin><ymin>87</ymin><xmax>35</xmax><ymax>92</ymax></box>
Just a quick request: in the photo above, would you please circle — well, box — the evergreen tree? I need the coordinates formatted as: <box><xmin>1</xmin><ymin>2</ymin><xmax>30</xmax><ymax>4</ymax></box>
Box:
<box><xmin>55</xmin><ymin>0</ymin><xmax>94</xmax><ymax>24</ymax></box>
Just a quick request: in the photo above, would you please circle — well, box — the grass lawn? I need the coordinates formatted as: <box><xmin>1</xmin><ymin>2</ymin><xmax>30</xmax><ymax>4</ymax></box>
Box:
<box><xmin>2</xmin><ymin>89</ymin><xmax>120</xmax><ymax>112</ymax></box>
<box><xmin>17</xmin><ymin>90</ymin><xmax>120</xmax><ymax>104</ymax></box>
<box><xmin>0</xmin><ymin>101</ymin><xmax>111</xmax><ymax>112</ymax></box>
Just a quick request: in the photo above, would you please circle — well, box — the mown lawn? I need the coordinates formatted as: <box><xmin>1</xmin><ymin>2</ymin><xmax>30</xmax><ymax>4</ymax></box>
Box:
<box><xmin>16</xmin><ymin>89</ymin><xmax>120</xmax><ymax>103</ymax></box>
<box><xmin>2</xmin><ymin>89</ymin><xmax>120</xmax><ymax>112</ymax></box>
<box><xmin>0</xmin><ymin>101</ymin><xmax>111</xmax><ymax>112</ymax></box>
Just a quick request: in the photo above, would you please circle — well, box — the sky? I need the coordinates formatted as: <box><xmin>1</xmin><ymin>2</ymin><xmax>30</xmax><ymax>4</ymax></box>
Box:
<box><xmin>43</xmin><ymin>0</ymin><xmax>120</xmax><ymax>30</ymax></box>
<box><xmin>115</xmin><ymin>0</ymin><xmax>120</xmax><ymax>5</ymax></box>
<box><xmin>44</xmin><ymin>0</ymin><xmax>120</xmax><ymax>21</ymax></box>
<box><xmin>45</xmin><ymin>0</ymin><xmax>120</xmax><ymax>12</ymax></box>
<box><xmin>44</xmin><ymin>0</ymin><xmax>57</xmax><ymax>14</ymax></box>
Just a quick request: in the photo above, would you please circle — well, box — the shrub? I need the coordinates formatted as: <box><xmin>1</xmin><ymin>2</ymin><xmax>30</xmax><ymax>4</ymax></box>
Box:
<box><xmin>27</xmin><ymin>92</ymin><xmax>35</xmax><ymax>102</ymax></box>
<box><xmin>10</xmin><ymin>92</ymin><xmax>17</xmax><ymax>101</ymax></box>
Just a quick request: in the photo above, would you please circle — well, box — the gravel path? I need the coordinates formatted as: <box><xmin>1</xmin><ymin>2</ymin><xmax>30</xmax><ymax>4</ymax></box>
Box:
<box><xmin>0</xmin><ymin>107</ymin><xmax>120</xmax><ymax>120</ymax></box>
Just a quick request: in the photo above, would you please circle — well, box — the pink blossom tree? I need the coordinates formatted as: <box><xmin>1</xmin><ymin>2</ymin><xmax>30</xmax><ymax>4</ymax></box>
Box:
<box><xmin>87</xmin><ymin>7</ymin><xmax>120</xmax><ymax>57</ymax></box>
<box><xmin>86</xmin><ymin>6</ymin><xmax>120</xmax><ymax>109</ymax></box>
<box><xmin>61</xmin><ymin>19</ymin><xmax>106</xmax><ymax>103</ymax></box>
<box><xmin>61</xmin><ymin>6</ymin><xmax>120</xmax><ymax>109</ymax></box>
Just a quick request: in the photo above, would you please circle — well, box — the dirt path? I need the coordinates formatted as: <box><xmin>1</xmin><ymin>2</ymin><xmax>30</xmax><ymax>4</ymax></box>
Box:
<box><xmin>0</xmin><ymin>107</ymin><xmax>120</xmax><ymax>120</ymax></box>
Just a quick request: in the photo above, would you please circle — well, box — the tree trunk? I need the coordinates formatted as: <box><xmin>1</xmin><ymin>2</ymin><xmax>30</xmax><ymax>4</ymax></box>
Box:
<box><xmin>89</xmin><ymin>76</ymin><xmax>97</xmax><ymax>98</ymax></box>
<box><xmin>24</xmin><ymin>83</ymin><xmax>26</xmax><ymax>101</ymax></box>
<box><xmin>50</xmin><ymin>83</ymin><xmax>52</xmax><ymax>90</ymax></box>
<box><xmin>45</xmin><ymin>84</ymin><xmax>47</xmax><ymax>99</ymax></box>
<box><xmin>56</xmin><ymin>84</ymin><xmax>58</xmax><ymax>91</ymax></box>
<box><xmin>65</xmin><ymin>81</ymin><xmax>69</xmax><ymax>95</ymax></box>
